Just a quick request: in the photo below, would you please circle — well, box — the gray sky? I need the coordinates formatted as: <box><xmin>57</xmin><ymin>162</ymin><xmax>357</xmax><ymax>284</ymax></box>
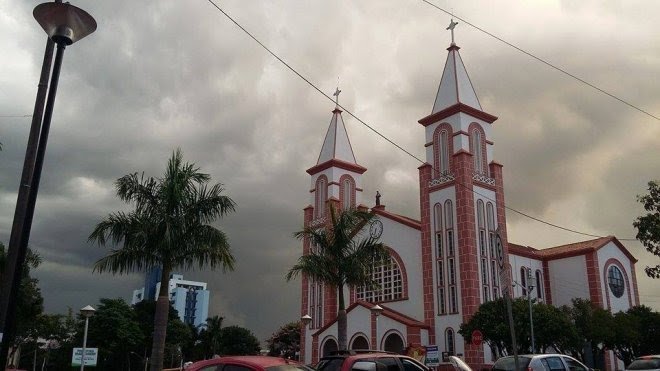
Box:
<box><xmin>1</xmin><ymin>0</ymin><xmax>659</xmax><ymax>343</ymax></box>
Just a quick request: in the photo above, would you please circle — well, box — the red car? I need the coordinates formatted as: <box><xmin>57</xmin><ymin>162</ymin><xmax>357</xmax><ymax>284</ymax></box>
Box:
<box><xmin>185</xmin><ymin>356</ymin><xmax>312</xmax><ymax>371</ymax></box>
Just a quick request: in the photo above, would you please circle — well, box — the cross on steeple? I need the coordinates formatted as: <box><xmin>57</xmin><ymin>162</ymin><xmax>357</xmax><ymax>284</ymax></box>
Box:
<box><xmin>447</xmin><ymin>18</ymin><xmax>458</xmax><ymax>45</ymax></box>
<box><xmin>333</xmin><ymin>86</ymin><xmax>342</xmax><ymax>107</ymax></box>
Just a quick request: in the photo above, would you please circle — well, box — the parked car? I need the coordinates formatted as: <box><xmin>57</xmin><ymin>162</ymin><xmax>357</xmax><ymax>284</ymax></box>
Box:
<box><xmin>315</xmin><ymin>350</ymin><xmax>429</xmax><ymax>371</ymax></box>
<box><xmin>184</xmin><ymin>355</ymin><xmax>312</xmax><ymax>371</ymax></box>
<box><xmin>626</xmin><ymin>355</ymin><xmax>660</xmax><ymax>371</ymax></box>
<box><xmin>492</xmin><ymin>354</ymin><xmax>590</xmax><ymax>371</ymax></box>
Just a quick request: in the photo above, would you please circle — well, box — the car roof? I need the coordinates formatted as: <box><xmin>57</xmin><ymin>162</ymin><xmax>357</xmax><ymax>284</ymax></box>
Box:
<box><xmin>190</xmin><ymin>356</ymin><xmax>299</xmax><ymax>369</ymax></box>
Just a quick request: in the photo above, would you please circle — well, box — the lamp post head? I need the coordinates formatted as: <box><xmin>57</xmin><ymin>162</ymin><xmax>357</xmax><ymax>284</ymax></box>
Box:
<box><xmin>371</xmin><ymin>304</ymin><xmax>384</xmax><ymax>317</ymax></box>
<box><xmin>301</xmin><ymin>314</ymin><xmax>312</xmax><ymax>327</ymax></box>
<box><xmin>80</xmin><ymin>305</ymin><xmax>95</xmax><ymax>318</ymax></box>
<box><xmin>33</xmin><ymin>2</ymin><xmax>97</xmax><ymax>45</ymax></box>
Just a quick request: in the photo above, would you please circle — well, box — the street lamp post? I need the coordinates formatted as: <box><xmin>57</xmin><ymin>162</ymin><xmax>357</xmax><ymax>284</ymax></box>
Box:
<box><xmin>370</xmin><ymin>305</ymin><xmax>383</xmax><ymax>350</ymax></box>
<box><xmin>0</xmin><ymin>2</ymin><xmax>96</xmax><ymax>367</ymax></box>
<box><xmin>300</xmin><ymin>315</ymin><xmax>312</xmax><ymax>362</ymax></box>
<box><xmin>79</xmin><ymin>305</ymin><xmax>95</xmax><ymax>371</ymax></box>
<box><xmin>526</xmin><ymin>271</ymin><xmax>536</xmax><ymax>353</ymax></box>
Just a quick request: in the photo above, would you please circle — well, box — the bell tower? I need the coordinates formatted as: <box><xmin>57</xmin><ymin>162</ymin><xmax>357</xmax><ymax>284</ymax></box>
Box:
<box><xmin>300</xmin><ymin>91</ymin><xmax>367</xmax><ymax>362</ymax></box>
<box><xmin>417</xmin><ymin>21</ymin><xmax>510</xmax><ymax>368</ymax></box>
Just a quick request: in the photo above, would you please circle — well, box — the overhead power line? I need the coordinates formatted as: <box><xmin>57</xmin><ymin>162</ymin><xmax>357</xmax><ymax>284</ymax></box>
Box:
<box><xmin>204</xmin><ymin>0</ymin><xmax>638</xmax><ymax>242</ymax></box>
<box><xmin>0</xmin><ymin>115</ymin><xmax>32</xmax><ymax>118</ymax></box>
<box><xmin>421</xmin><ymin>0</ymin><xmax>660</xmax><ymax>122</ymax></box>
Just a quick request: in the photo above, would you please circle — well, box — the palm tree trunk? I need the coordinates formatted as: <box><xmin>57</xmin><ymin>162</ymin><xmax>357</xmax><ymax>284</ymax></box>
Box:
<box><xmin>337</xmin><ymin>283</ymin><xmax>348</xmax><ymax>350</ymax></box>
<box><xmin>150</xmin><ymin>265</ymin><xmax>171</xmax><ymax>371</ymax></box>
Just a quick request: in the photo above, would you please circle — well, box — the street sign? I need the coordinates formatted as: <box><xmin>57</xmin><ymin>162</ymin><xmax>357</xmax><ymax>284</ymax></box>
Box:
<box><xmin>471</xmin><ymin>330</ymin><xmax>483</xmax><ymax>346</ymax></box>
<box><xmin>424</xmin><ymin>345</ymin><xmax>440</xmax><ymax>366</ymax></box>
<box><xmin>71</xmin><ymin>347</ymin><xmax>98</xmax><ymax>367</ymax></box>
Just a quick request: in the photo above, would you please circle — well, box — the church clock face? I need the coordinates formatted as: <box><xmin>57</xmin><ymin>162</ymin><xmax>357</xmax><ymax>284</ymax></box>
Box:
<box><xmin>369</xmin><ymin>219</ymin><xmax>383</xmax><ymax>239</ymax></box>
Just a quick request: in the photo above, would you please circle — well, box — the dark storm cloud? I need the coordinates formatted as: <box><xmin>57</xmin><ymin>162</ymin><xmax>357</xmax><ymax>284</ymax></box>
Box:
<box><xmin>2</xmin><ymin>0</ymin><xmax>659</xmax><ymax>342</ymax></box>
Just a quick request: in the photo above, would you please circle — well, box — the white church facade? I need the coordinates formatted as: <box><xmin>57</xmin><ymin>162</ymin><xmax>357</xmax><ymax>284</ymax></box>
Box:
<box><xmin>298</xmin><ymin>36</ymin><xmax>639</xmax><ymax>371</ymax></box>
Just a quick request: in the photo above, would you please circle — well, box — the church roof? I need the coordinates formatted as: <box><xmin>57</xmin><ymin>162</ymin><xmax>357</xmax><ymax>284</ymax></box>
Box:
<box><xmin>315</xmin><ymin>107</ymin><xmax>358</xmax><ymax>167</ymax></box>
<box><xmin>431</xmin><ymin>44</ymin><xmax>482</xmax><ymax>114</ymax></box>
<box><xmin>508</xmin><ymin>236</ymin><xmax>637</xmax><ymax>263</ymax></box>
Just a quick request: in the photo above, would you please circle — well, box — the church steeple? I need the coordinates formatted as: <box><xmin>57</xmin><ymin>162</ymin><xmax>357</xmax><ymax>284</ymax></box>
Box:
<box><xmin>308</xmin><ymin>91</ymin><xmax>365</xmax><ymax>175</ymax></box>
<box><xmin>431</xmin><ymin>43</ymin><xmax>482</xmax><ymax>114</ymax></box>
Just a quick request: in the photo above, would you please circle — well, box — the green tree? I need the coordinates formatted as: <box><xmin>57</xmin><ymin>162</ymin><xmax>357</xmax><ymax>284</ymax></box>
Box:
<box><xmin>286</xmin><ymin>205</ymin><xmax>388</xmax><ymax>350</ymax></box>
<box><xmin>216</xmin><ymin>326</ymin><xmax>260</xmax><ymax>355</ymax></box>
<box><xmin>459</xmin><ymin>298</ymin><xmax>578</xmax><ymax>356</ymax></box>
<box><xmin>0</xmin><ymin>243</ymin><xmax>44</xmax><ymax>367</ymax></box>
<box><xmin>633</xmin><ymin>180</ymin><xmax>660</xmax><ymax>278</ymax></box>
<box><xmin>89</xmin><ymin>149</ymin><xmax>237</xmax><ymax>371</ymax></box>
<box><xmin>198</xmin><ymin>315</ymin><xmax>224</xmax><ymax>358</ymax></box>
<box><xmin>561</xmin><ymin>298</ymin><xmax>614</xmax><ymax>367</ymax></box>
<box><xmin>84</xmin><ymin>298</ymin><xmax>144</xmax><ymax>370</ymax></box>
<box><xmin>267</xmin><ymin>321</ymin><xmax>302</xmax><ymax>359</ymax></box>
<box><xmin>610</xmin><ymin>306</ymin><xmax>660</xmax><ymax>365</ymax></box>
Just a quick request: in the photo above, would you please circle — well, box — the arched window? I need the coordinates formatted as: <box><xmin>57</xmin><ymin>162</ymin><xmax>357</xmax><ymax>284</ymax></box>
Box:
<box><xmin>322</xmin><ymin>338</ymin><xmax>338</xmax><ymax>356</ymax></box>
<box><xmin>520</xmin><ymin>267</ymin><xmax>528</xmax><ymax>297</ymax></box>
<box><xmin>315</xmin><ymin>176</ymin><xmax>328</xmax><ymax>218</ymax></box>
<box><xmin>434</xmin><ymin>203</ymin><xmax>443</xmax><ymax>258</ymax></box>
<box><xmin>444</xmin><ymin>200</ymin><xmax>457</xmax><ymax>313</ymax></box>
<box><xmin>607</xmin><ymin>265</ymin><xmax>625</xmax><ymax>298</ymax></box>
<box><xmin>434</xmin><ymin>124</ymin><xmax>452</xmax><ymax>177</ymax></box>
<box><xmin>445</xmin><ymin>328</ymin><xmax>455</xmax><ymax>355</ymax></box>
<box><xmin>356</xmin><ymin>252</ymin><xmax>403</xmax><ymax>302</ymax></box>
<box><xmin>535</xmin><ymin>270</ymin><xmax>543</xmax><ymax>300</ymax></box>
<box><xmin>309</xmin><ymin>278</ymin><xmax>323</xmax><ymax>328</ymax></box>
<box><xmin>472</xmin><ymin>129</ymin><xmax>483</xmax><ymax>174</ymax></box>
<box><xmin>350</xmin><ymin>335</ymin><xmax>369</xmax><ymax>350</ymax></box>
<box><xmin>438</xmin><ymin>130</ymin><xmax>450</xmax><ymax>174</ymax></box>
<box><xmin>340</xmin><ymin>176</ymin><xmax>355</xmax><ymax>210</ymax></box>
<box><xmin>434</xmin><ymin>203</ymin><xmax>445</xmax><ymax>315</ymax></box>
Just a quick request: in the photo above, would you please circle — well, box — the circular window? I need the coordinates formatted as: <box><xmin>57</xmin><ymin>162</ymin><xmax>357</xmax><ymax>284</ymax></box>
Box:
<box><xmin>607</xmin><ymin>265</ymin><xmax>625</xmax><ymax>298</ymax></box>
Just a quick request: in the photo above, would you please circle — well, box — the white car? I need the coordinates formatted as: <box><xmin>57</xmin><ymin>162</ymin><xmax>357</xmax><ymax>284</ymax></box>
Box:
<box><xmin>626</xmin><ymin>356</ymin><xmax>660</xmax><ymax>371</ymax></box>
<box><xmin>492</xmin><ymin>354</ymin><xmax>590</xmax><ymax>371</ymax></box>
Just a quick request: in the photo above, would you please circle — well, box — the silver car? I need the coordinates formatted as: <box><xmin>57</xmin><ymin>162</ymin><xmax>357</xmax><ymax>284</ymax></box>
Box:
<box><xmin>492</xmin><ymin>354</ymin><xmax>590</xmax><ymax>371</ymax></box>
<box><xmin>626</xmin><ymin>356</ymin><xmax>660</xmax><ymax>371</ymax></box>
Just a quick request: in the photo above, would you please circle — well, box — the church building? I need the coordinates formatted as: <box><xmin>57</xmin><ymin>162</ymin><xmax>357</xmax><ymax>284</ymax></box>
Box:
<box><xmin>298</xmin><ymin>27</ymin><xmax>639</xmax><ymax>371</ymax></box>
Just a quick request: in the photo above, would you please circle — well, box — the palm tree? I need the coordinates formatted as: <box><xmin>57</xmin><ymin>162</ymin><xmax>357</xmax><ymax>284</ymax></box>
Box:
<box><xmin>286</xmin><ymin>205</ymin><xmax>389</xmax><ymax>350</ymax></box>
<box><xmin>199</xmin><ymin>315</ymin><xmax>224</xmax><ymax>357</ymax></box>
<box><xmin>89</xmin><ymin>149</ymin><xmax>236</xmax><ymax>371</ymax></box>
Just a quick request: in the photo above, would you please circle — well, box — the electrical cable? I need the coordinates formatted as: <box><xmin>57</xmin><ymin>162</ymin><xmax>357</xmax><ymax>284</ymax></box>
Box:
<box><xmin>205</xmin><ymin>0</ymin><xmax>637</xmax><ymax>241</ymax></box>
<box><xmin>421</xmin><ymin>0</ymin><xmax>660</xmax><ymax>122</ymax></box>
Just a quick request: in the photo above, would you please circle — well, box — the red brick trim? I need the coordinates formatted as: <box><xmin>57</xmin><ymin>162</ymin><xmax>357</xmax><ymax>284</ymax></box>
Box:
<box><xmin>453</xmin><ymin>150</ymin><xmax>482</xmax><ymax>366</ymax></box>
<box><xmin>418</xmin><ymin>163</ymin><xmax>436</xmax><ymax>345</ymax></box>
<box><xmin>307</xmin><ymin>158</ymin><xmax>367</xmax><ymax>175</ymax></box>
<box><xmin>585</xmin><ymin>252</ymin><xmax>603</xmax><ymax>307</ymax></box>
<box><xmin>312</xmin><ymin>334</ymin><xmax>319</xmax><ymax>363</ymax></box>
<box><xmin>630</xmin><ymin>262</ymin><xmax>640</xmax><ymax>306</ymax></box>
<box><xmin>372</xmin><ymin>208</ymin><xmax>422</xmax><ymax>230</ymax></box>
<box><xmin>418</xmin><ymin>103</ymin><xmax>498</xmax><ymax>126</ymax></box>
<box><xmin>542</xmin><ymin>260</ymin><xmax>553</xmax><ymax>305</ymax></box>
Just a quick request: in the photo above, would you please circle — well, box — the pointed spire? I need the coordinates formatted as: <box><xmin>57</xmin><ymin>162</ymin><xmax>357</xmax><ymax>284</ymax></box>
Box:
<box><xmin>316</xmin><ymin>104</ymin><xmax>357</xmax><ymax>166</ymax></box>
<box><xmin>430</xmin><ymin>20</ymin><xmax>482</xmax><ymax>114</ymax></box>
<box><xmin>307</xmin><ymin>89</ymin><xmax>366</xmax><ymax>175</ymax></box>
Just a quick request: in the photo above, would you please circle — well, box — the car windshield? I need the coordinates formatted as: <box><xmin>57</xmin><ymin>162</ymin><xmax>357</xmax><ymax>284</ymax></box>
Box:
<box><xmin>317</xmin><ymin>358</ymin><xmax>345</xmax><ymax>371</ymax></box>
<box><xmin>493</xmin><ymin>357</ymin><xmax>532</xmax><ymax>371</ymax></box>
<box><xmin>628</xmin><ymin>359</ymin><xmax>660</xmax><ymax>370</ymax></box>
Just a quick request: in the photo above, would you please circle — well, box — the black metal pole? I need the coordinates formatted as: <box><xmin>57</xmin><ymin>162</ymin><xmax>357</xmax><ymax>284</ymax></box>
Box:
<box><xmin>0</xmin><ymin>41</ymin><xmax>66</xmax><ymax>368</ymax></box>
<box><xmin>0</xmin><ymin>33</ymin><xmax>55</xmax><ymax>370</ymax></box>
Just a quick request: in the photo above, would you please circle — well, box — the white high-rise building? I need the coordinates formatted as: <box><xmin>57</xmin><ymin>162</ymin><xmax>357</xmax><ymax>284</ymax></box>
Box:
<box><xmin>132</xmin><ymin>272</ymin><xmax>210</xmax><ymax>328</ymax></box>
